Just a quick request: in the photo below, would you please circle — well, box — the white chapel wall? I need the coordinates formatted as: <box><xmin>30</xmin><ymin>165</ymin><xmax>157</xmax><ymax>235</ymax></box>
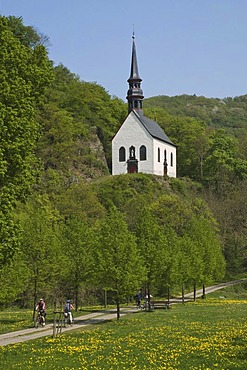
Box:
<box><xmin>112</xmin><ymin>112</ymin><xmax>177</xmax><ymax>177</ymax></box>
<box><xmin>153</xmin><ymin>139</ymin><xmax>176</xmax><ymax>177</ymax></box>
<box><xmin>112</xmin><ymin>113</ymin><xmax>154</xmax><ymax>175</ymax></box>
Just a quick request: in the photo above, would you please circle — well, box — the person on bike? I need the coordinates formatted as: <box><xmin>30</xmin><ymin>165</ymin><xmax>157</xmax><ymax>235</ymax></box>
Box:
<box><xmin>64</xmin><ymin>299</ymin><xmax>74</xmax><ymax>324</ymax></box>
<box><xmin>134</xmin><ymin>290</ymin><xmax>142</xmax><ymax>309</ymax></box>
<box><xmin>144</xmin><ymin>293</ymin><xmax>153</xmax><ymax>309</ymax></box>
<box><xmin>35</xmin><ymin>298</ymin><xmax>46</xmax><ymax>326</ymax></box>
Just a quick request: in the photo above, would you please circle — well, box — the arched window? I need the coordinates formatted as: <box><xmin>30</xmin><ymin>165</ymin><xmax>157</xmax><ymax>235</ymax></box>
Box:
<box><xmin>158</xmin><ymin>148</ymin><xmax>160</xmax><ymax>162</ymax></box>
<box><xmin>140</xmin><ymin>145</ymin><xmax>147</xmax><ymax>161</ymax></box>
<box><xmin>170</xmin><ymin>152</ymin><xmax>173</xmax><ymax>167</ymax></box>
<box><xmin>119</xmin><ymin>147</ymin><xmax>126</xmax><ymax>162</ymax></box>
<box><xmin>164</xmin><ymin>149</ymin><xmax>167</xmax><ymax>162</ymax></box>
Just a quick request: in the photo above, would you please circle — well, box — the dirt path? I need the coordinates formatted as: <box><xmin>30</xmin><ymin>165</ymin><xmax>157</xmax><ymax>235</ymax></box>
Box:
<box><xmin>0</xmin><ymin>278</ymin><xmax>246</xmax><ymax>347</ymax></box>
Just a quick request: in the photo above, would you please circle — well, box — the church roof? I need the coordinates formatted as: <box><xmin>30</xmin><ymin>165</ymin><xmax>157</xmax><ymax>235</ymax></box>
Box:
<box><xmin>133</xmin><ymin>110</ymin><xmax>176</xmax><ymax>146</ymax></box>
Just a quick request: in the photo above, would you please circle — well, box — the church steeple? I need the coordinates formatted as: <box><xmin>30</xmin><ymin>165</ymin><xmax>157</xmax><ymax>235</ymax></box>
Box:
<box><xmin>126</xmin><ymin>33</ymin><xmax>144</xmax><ymax>113</ymax></box>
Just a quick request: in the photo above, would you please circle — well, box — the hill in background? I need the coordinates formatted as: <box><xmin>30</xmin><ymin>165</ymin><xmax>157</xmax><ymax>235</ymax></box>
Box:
<box><xmin>144</xmin><ymin>94</ymin><xmax>247</xmax><ymax>130</ymax></box>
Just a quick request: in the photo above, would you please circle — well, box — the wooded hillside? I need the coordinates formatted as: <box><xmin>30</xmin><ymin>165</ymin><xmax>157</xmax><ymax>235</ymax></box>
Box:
<box><xmin>144</xmin><ymin>94</ymin><xmax>247</xmax><ymax>129</ymax></box>
<box><xmin>0</xmin><ymin>16</ymin><xmax>246</xmax><ymax>309</ymax></box>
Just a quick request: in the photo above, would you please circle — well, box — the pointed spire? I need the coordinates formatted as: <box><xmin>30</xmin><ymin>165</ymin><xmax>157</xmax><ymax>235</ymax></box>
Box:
<box><xmin>128</xmin><ymin>32</ymin><xmax>141</xmax><ymax>81</ymax></box>
<box><xmin>126</xmin><ymin>32</ymin><xmax>144</xmax><ymax>113</ymax></box>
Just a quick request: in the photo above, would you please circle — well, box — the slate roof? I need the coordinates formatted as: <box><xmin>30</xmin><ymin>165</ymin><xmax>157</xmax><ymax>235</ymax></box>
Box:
<box><xmin>133</xmin><ymin>110</ymin><xmax>176</xmax><ymax>146</ymax></box>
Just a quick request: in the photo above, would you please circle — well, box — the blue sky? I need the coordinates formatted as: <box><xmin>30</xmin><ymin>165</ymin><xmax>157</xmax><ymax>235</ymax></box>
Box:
<box><xmin>1</xmin><ymin>0</ymin><xmax>247</xmax><ymax>101</ymax></box>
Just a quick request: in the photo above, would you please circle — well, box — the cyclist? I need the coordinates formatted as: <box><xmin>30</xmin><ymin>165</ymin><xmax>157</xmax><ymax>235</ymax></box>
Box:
<box><xmin>64</xmin><ymin>299</ymin><xmax>74</xmax><ymax>324</ymax></box>
<box><xmin>35</xmin><ymin>298</ymin><xmax>46</xmax><ymax>326</ymax></box>
<box><xmin>134</xmin><ymin>290</ymin><xmax>142</xmax><ymax>309</ymax></box>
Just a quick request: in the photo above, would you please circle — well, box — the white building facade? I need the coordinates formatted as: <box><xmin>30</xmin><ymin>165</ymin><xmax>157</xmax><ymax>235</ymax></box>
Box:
<box><xmin>112</xmin><ymin>111</ymin><xmax>176</xmax><ymax>177</ymax></box>
<box><xmin>112</xmin><ymin>34</ymin><xmax>176</xmax><ymax>178</ymax></box>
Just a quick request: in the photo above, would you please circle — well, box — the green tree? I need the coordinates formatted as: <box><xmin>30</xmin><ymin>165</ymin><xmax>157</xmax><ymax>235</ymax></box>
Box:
<box><xmin>94</xmin><ymin>207</ymin><xmax>144</xmax><ymax>319</ymax></box>
<box><xmin>6</xmin><ymin>16</ymin><xmax>50</xmax><ymax>48</ymax></box>
<box><xmin>53</xmin><ymin>182</ymin><xmax>106</xmax><ymax>224</ymax></box>
<box><xmin>46</xmin><ymin>64</ymin><xmax>126</xmax><ymax>170</ymax></box>
<box><xmin>62</xmin><ymin>216</ymin><xmax>95</xmax><ymax>310</ymax></box>
<box><xmin>150</xmin><ymin>194</ymin><xmax>225</xmax><ymax>288</ymax></box>
<box><xmin>18</xmin><ymin>195</ymin><xmax>63</xmax><ymax>316</ymax></box>
<box><xmin>204</xmin><ymin>129</ymin><xmax>247</xmax><ymax>193</ymax></box>
<box><xmin>187</xmin><ymin>205</ymin><xmax>225</xmax><ymax>284</ymax></box>
<box><xmin>37</xmin><ymin>102</ymin><xmax>89</xmax><ymax>172</ymax></box>
<box><xmin>0</xmin><ymin>16</ymin><xmax>53</xmax><ymax>268</ymax></box>
<box><xmin>145</xmin><ymin>107</ymin><xmax>210</xmax><ymax>180</ymax></box>
<box><xmin>205</xmin><ymin>180</ymin><xmax>247</xmax><ymax>273</ymax></box>
<box><xmin>134</xmin><ymin>207</ymin><xmax>170</xmax><ymax>308</ymax></box>
<box><xmin>144</xmin><ymin>93</ymin><xmax>247</xmax><ymax>130</ymax></box>
<box><xmin>0</xmin><ymin>250</ymin><xmax>30</xmax><ymax>305</ymax></box>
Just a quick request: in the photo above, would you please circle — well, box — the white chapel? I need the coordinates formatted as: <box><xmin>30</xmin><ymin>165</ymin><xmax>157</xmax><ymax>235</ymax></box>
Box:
<box><xmin>112</xmin><ymin>34</ymin><xmax>176</xmax><ymax>178</ymax></box>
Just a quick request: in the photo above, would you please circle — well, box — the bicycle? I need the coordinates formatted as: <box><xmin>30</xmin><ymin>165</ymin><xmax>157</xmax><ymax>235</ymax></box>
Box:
<box><xmin>136</xmin><ymin>299</ymin><xmax>142</xmax><ymax>309</ymax></box>
<box><xmin>35</xmin><ymin>311</ymin><xmax>46</xmax><ymax>328</ymax></box>
<box><xmin>64</xmin><ymin>312</ymin><xmax>73</xmax><ymax>327</ymax></box>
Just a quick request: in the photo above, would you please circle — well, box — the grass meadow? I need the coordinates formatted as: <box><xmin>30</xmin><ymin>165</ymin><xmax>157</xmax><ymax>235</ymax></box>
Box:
<box><xmin>0</xmin><ymin>308</ymin><xmax>92</xmax><ymax>335</ymax></box>
<box><xmin>0</xmin><ymin>298</ymin><xmax>246</xmax><ymax>369</ymax></box>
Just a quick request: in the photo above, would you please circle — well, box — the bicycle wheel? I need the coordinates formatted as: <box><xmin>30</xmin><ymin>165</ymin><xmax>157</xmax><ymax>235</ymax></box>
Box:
<box><xmin>35</xmin><ymin>316</ymin><xmax>39</xmax><ymax>328</ymax></box>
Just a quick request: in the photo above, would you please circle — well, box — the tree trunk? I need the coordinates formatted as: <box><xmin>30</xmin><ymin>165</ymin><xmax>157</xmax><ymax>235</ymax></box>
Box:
<box><xmin>182</xmin><ymin>284</ymin><xmax>185</xmax><ymax>304</ymax></box>
<box><xmin>75</xmin><ymin>282</ymin><xmax>79</xmax><ymax>312</ymax></box>
<box><xmin>167</xmin><ymin>287</ymin><xmax>170</xmax><ymax>305</ymax></box>
<box><xmin>32</xmin><ymin>272</ymin><xmax>38</xmax><ymax>321</ymax></box>
<box><xmin>147</xmin><ymin>284</ymin><xmax>152</xmax><ymax>311</ymax></box>
<box><xmin>116</xmin><ymin>295</ymin><xmax>120</xmax><ymax>320</ymax></box>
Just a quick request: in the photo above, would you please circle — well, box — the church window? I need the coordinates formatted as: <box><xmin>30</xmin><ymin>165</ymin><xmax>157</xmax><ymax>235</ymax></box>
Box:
<box><xmin>170</xmin><ymin>152</ymin><xmax>173</xmax><ymax>166</ymax></box>
<box><xmin>134</xmin><ymin>101</ymin><xmax>138</xmax><ymax>108</ymax></box>
<box><xmin>119</xmin><ymin>147</ymin><xmax>126</xmax><ymax>162</ymax></box>
<box><xmin>140</xmin><ymin>145</ymin><xmax>147</xmax><ymax>160</ymax></box>
<box><xmin>164</xmin><ymin>149</ymin><xmax>167</xmax><ymax>161</ymax></box>
<box><xmin>158</xmin><ymin>148</ymin><xmax>160</xmax><ymax>162</ymax></box>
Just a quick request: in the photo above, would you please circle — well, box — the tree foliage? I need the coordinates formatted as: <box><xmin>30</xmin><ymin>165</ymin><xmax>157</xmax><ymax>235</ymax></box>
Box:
<box><xmin>62</xmin><ymin>216</ymin><xmax>96</xmax><ymax>310</ymax></box>
<box><xmin>94</xmin><ymin>207</ymin><xmax>145</xmax><ymax>318</ymax></box>
<box><xmin>6</xmin><ymin>16</ymin><xmax>50</xmax><ymax>48</ymax></box>
<box><xmin>0</xmin><ymin>16</ymin><xmax>53</xmax><ymax>268</ymax></box>
<box><xmin>1</xmin><ymin>15</ymin><xmax>246</xmax><ymax>311</ymax></box>
<box><xmin>149</xmin><ymin>193</ymin><xmax>225</xmax><ymax>287</ymax></box>
<box><xmin>144</xmin><ymin>93</ymin><xmax>247</xmax><ymax>130</ymax></box>
<box><xmin>38</xmin><ymin>64</ymin><xmax>126</xmax><ymax>177</ymax></box>
<box><xmin>92</xmin><ymin>175</ymin><xmax>225</xmax><ymax>293</ymax></box>
<box><xmin>134</xmin><ymin>207</ymin><xmax>170</xmax><ymax>298</ymax></box>
<box><xmin>17</xmin><ymin>195</ymin><xmax>63</xmax><ymax>313</ymax></box>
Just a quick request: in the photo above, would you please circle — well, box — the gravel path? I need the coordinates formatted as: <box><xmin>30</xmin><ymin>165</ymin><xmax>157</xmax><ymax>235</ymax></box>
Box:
<box><xmin>0</xmin><ymin>308</ymin><xmax>138</xmax><ymax>347</ymax></box>
<box><xmin>184</xmin><ymin>278</ymin><xmax>247</xmax><ymax>298</ymax></box>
